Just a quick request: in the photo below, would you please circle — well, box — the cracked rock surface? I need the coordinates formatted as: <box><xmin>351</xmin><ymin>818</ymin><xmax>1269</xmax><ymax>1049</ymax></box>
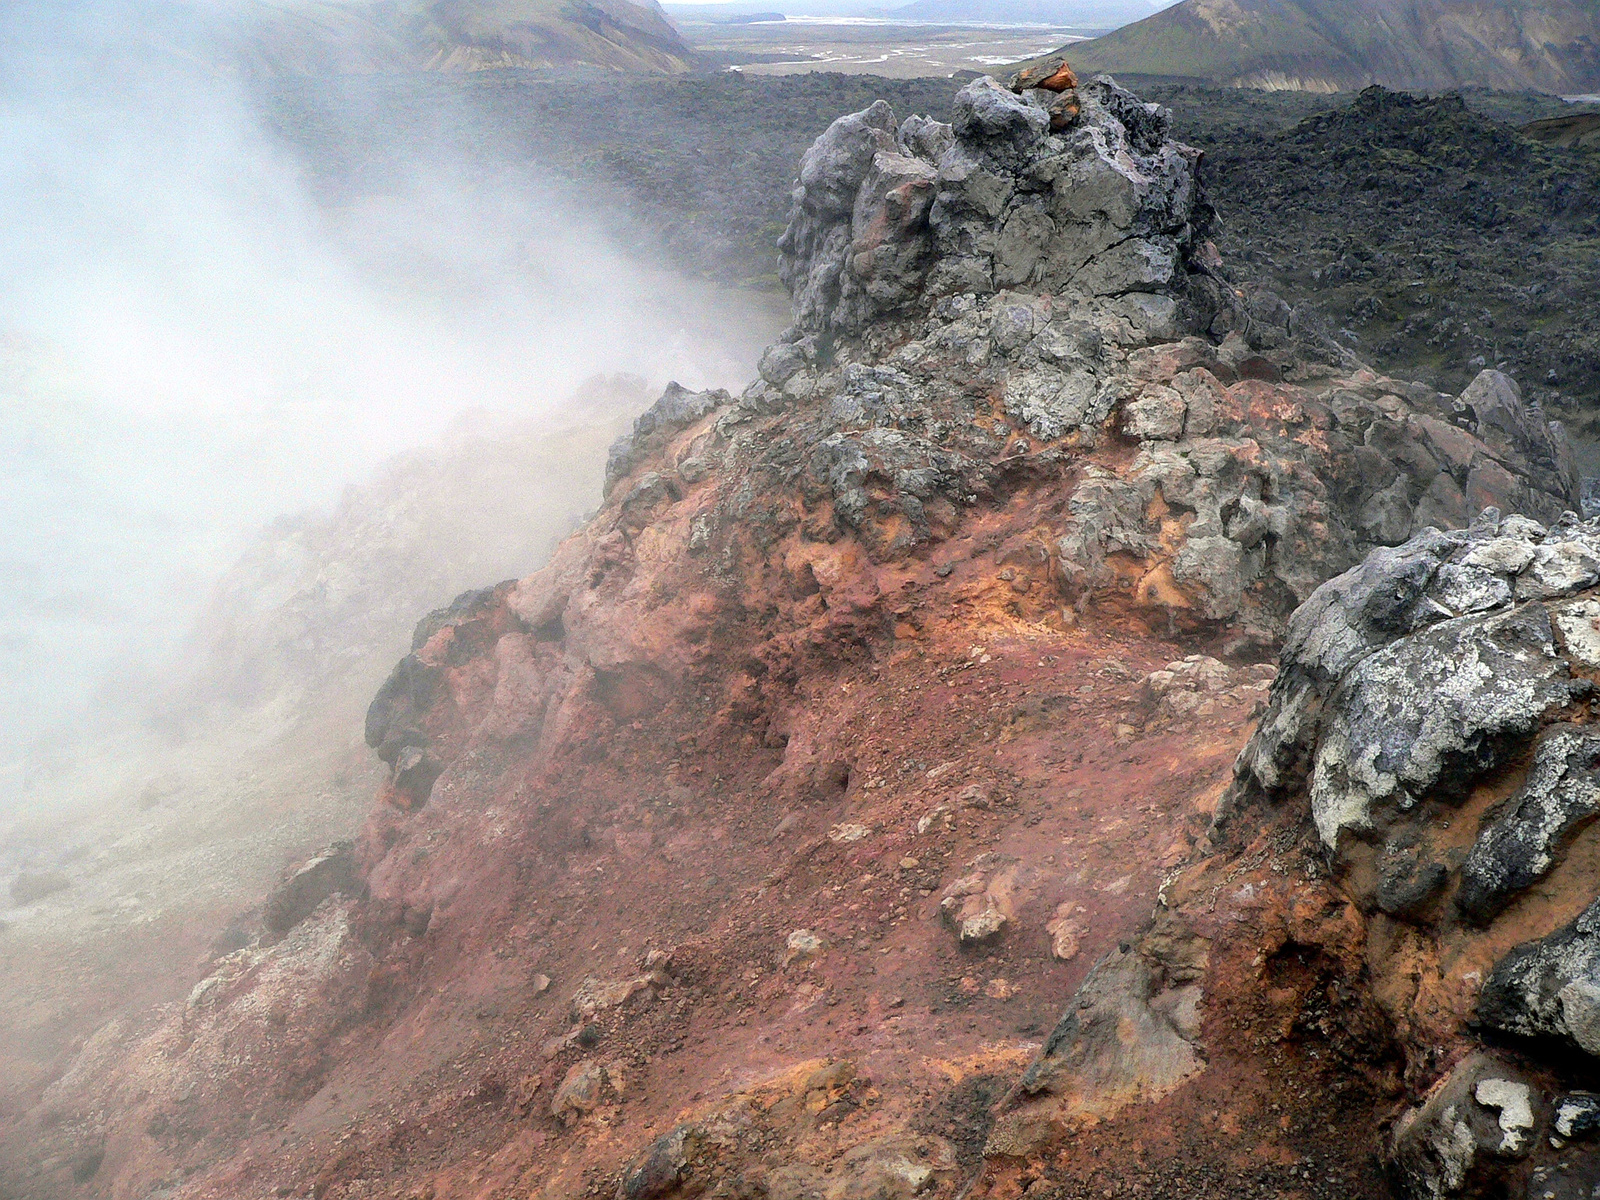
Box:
<box><xmin>1203</xmin><ymin>516</ymin><xmax>1600</xmax><ymax>1196</ymax></box>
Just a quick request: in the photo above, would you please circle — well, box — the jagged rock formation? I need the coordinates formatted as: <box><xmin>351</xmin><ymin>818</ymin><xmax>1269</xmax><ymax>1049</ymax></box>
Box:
<box><xmin>7</xmin><ymin>75</ymin><xmax>1591</xmax><ymax>1200</ymax></box>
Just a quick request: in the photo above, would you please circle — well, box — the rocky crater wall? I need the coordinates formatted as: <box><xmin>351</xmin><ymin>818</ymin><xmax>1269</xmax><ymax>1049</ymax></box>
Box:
<box><xmin>11</xmin><ymin>72</ymin><xmax>1596</xmax><ymax>1200</ymax></box>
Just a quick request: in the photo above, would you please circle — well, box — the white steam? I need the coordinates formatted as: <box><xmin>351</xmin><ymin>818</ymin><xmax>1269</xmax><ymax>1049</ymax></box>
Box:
<box><xmin>0</xmin><ymin>1</ymin><xmax>781</xmax><ymax>799</ymax></box>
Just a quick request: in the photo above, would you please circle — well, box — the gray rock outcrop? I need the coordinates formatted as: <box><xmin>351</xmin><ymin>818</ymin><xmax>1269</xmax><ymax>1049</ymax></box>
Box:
<box><xmin>262</xmin><ymin>841</ymin><xmax>357</xmax><ymax>937</ymax></box>
<box><xmin>1227</xmin><ymin>516</ymin><xmax>1600</xmax><ymax>1195</ymax></box>
<box><xmin>676</xmin><ymin>78</ymin><xmax>1585</xmax><ymax>639</ymax></box>
<box><xmin>779</xmin><ymin>77</ymin><xmax>1209</xmax><ymax>341</ymax></box>
<box><xmin>1234</xmin><ymin>513</ymin><xmax>1600</xmax><ymax>861</ymax></box>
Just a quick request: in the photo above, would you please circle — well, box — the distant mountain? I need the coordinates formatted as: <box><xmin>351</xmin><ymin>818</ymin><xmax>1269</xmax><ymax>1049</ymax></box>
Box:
<box><xmin>665</xmin><ymin>0</ymin><xmax>1173</xmax><ymax>23</ymax></box>
<box><xmin>1048</xmin><ymin>0</ymin><xmax>1600</xmax><ymax>93</ymax></box>
<box><xmin>885</xmin><ymin>0</ymin><xmax>1174</xmax><ymax>27</ymax></box>
<box><xmin>156</xmin><ymin>0</ymin><xmax>696</xmax><ymax>76</ymax></box>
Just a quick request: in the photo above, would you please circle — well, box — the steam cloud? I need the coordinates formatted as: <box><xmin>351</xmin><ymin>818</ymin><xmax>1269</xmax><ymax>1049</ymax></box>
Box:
<box><xmin>0</xmin><ymin>0</ymin><xmax>780</xmax><ymax>806</ymax></box>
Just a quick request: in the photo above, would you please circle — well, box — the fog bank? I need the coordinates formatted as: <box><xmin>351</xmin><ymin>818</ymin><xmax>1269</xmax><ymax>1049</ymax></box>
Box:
<box><xmin>0</xmin><ymin>1</ymin><xmax>781</xmax><ymax>803</ymax></box>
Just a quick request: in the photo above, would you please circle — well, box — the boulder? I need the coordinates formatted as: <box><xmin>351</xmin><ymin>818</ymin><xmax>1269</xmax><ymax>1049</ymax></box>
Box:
<box><xmin>1390</xmin><ymin>1055</ymin><xmax>1540</xmax><ymax>1200</ymax></box>
<box><xmin>1457</xmin><ymin>725</ymin><xmax>1600</xmax><ymax>923</ymax></box>
<box><xmin>262</xmin><ymin>841</ymin><xmax>357</xmax><ymax>936</ymax></box>
<box><xmin>552</xmin><ymin>1060</ymin><xmax>613</xmax><ymax>1124</ymax></box>
<box><xmin>989</xmin><ymin>925</ymin><xmax>1207</xmax><ymax>1157</ymax></box>
<box><xmin>1479</xmin><ymin>898</ymin><xmax>1600</xmax><ymax>1057</ymax></box>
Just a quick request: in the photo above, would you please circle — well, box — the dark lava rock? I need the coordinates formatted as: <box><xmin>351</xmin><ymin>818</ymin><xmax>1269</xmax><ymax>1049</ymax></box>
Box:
<box><xmin>1479</xmin><ymin>897</ymin><xmax>1600</xmax><ymax>1057</ymax></box>
<box><xmin>1458</xmin><ymin>724</ymin><xmax>1600</xmax><ymax>923</ymax></box>
<box><xmin>1186</xmin><ymin>86</ymin><xmax>1600</xmax><ymax>430</ymax></box>
<box><xmin>1554</xmin><ymin>1092</ymin><xmax>1600</xmax><ymax>1141</ymax></box>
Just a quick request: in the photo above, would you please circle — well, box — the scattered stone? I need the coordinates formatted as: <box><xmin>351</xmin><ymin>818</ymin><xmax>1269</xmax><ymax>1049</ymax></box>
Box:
<box><xmin>827</xmin><ymin>823</ymin><xmax>872</xmax><ymax>844</ymax></box>
<box><xmin>1139</xmin><ymin>655</ymin><xmax>1271</xmax><ymax>727</ymax></box>
<box><xmin>784</xmin><ymin>929</ymin><xmax>827</xmax><ymax>967</ymax></box>
<box><xmin>938</xmin><ymin>855</ymin><xmax>1026</xmax><ymax>946</ymax></box>
<box><xmin>551</xmin><ymin>1060</ymin><xmax>612</xmax><ymax>1124</ymax></box>
<box><xmin>1045</xmin><ymin>903</ymin><xmax>1083</xmax><ymax>962</ymax></box>
<box><xmin>570</xmin><ymin>961</ymin><xmax>671</xmax><ymax>1021</ymax></box>
<box><xmin>263</xmin><ymin>842</ymin><xmax>357</xmax><ymax>937</ymax></box>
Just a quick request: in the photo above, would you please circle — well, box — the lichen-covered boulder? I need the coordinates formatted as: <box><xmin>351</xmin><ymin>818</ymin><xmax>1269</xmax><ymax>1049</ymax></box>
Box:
<box><xmin>1221</xmin><ymin>515</ymin><xmax>1600</xmax><ymax>1195</ymax></box>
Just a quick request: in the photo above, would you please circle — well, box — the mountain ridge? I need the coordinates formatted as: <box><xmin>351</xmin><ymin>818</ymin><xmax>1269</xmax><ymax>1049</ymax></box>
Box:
<box><xmin>1045</xmin><ymin>0</ymin><xmax>1600</xmax><ymax>93</ymax></box>
<box><xmin>152</xmin><ymin>0</ymin><xmax>696</xmax><ymax>77</ymax></box>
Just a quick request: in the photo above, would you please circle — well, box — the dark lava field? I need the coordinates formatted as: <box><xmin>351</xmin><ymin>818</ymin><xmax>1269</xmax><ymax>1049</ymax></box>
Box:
<box><xmin>256</xmin><ymin>70</ymin><xmax>1600</xmax><ymax>438</ymax></box>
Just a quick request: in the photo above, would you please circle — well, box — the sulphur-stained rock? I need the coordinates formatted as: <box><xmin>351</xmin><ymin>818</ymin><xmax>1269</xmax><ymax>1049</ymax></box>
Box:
<box><xmin>73</xmin><ymin>71</ymin><xmax>1600</xmax><ymax>1200</ymax></box>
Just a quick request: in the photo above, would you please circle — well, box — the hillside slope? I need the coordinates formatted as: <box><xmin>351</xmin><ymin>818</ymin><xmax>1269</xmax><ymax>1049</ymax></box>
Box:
<box><xmin>0</xmin><ymin>386</ymin><xmax>639</xmax><ymax>1164</ymax></box>
<box><xmin>158</xmin><ymin>0</ymin><xmax>696</xmax><ymax>76</ymax></box>
<box><xmin>1054</xmin><ymin>0</ymin><xmax>1600</xmax><ymax>92</ymax></box>
<box><xmin>882</xmin><ymin>0</ymin><xmax>1169</xmax><ymax>28</ymax></box>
